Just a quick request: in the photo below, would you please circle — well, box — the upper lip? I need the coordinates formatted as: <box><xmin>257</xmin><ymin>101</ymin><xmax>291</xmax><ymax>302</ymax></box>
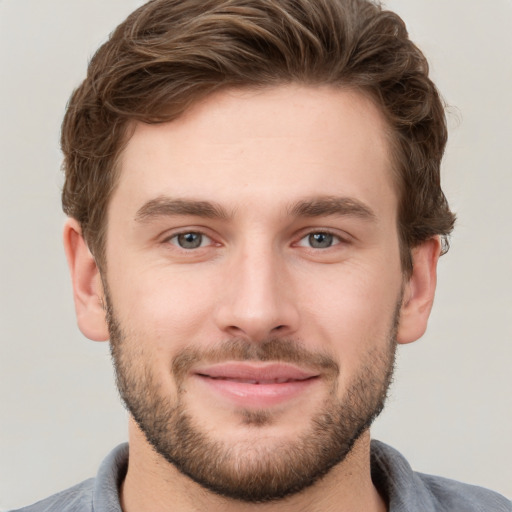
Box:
<box><xmin>194</xmin><ymin>362</ymin><xmax>318</xmax><ymax>383</ymax></box>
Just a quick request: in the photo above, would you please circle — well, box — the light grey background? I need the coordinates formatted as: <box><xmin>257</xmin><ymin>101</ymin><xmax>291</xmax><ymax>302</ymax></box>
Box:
<box><xmin>1</xmin><ymin>0</ymin><xmax>511</xmax><ymax>509</ymax></box>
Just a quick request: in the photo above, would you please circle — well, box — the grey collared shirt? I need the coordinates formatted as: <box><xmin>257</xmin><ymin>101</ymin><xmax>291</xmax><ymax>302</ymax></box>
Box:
<box><xmin>11</xmin><ymin>441</ymin><xmax>512</xmax><ymax>511</ymax></box>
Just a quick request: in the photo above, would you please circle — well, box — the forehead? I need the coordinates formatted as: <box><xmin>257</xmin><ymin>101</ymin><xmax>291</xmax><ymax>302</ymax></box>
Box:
<box><xmin>113</xmin><ymin>85</ymin><xmax>396</xmax><ymax>220</ymax></box>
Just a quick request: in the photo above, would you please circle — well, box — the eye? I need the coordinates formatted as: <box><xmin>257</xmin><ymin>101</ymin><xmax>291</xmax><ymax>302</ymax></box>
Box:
<box><xmin>169</xmin><ymin>231</ymin><xmax>212</xmax><ymax>249</ymax></box>
<box><xmin>297</xmin><ymin>232</ymin><xmax>341</xmax><ymax>249</ymax></box>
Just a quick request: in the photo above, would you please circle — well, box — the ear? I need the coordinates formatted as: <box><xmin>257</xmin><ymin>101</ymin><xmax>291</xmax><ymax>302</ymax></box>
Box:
<box><xmin>63</xmin><ymin>218</ymin><xmax>109</xmax><ymax>341</ymax></box>
<box><xmin>397</xmin><ymin>237</ymin><xmax>441</xmax><ymax>345</ymax></box>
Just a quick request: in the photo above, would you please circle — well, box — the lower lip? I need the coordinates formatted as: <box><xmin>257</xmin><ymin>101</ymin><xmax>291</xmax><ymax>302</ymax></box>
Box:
<box><xmin>194</xmin><ymin>375</ymin><xmax>319</xmax><ymax>408</ymax></box>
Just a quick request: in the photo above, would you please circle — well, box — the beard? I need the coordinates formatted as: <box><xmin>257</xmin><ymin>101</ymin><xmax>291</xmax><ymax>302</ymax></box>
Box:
<box><xmin>106</xmin><ymin>294</ymin><xmax>399</xmax><ymax>503</ymax></box>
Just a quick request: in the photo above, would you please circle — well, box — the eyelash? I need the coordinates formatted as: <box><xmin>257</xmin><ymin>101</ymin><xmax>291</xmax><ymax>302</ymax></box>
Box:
<box><xmin>164</xmin><ymin>229</ymin><xmax>348</xmax><ymax>251</ymax></box>
<box><xmin>166</xmin><ymin>231</ymin><xmax>215</xmax><ymax>250</ymax></box>
<box><xmin>295</xmin><ymin>230</ymin><xmax>345</xmax><ymax>249</ymax></box>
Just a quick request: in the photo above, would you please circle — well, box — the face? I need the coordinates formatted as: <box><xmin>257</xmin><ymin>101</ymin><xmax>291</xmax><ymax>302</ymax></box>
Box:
<box><xmin>102</xmin><ymin>86</ymin><xmax>405</xmax><ymax>501</ymax></box>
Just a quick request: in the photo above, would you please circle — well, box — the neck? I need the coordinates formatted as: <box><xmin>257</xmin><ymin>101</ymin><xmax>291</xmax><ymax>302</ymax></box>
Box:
<box><xmin>120</xmin><ymin>419</ymin><xmax>387</xmax><ymax>512</ymax></box>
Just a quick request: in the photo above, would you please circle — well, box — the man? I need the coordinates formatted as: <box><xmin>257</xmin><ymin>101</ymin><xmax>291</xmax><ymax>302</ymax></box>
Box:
<box><xmin>13</xmin><ymin>0</ymin><xmax>511</xmax><ymax>511</ymax></box>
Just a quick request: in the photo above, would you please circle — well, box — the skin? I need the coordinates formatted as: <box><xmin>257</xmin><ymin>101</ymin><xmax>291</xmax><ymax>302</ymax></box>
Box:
<box><xmin>64</xmin><ymin>85</ymin><xmax>440</xmax><ymax>512</ymax></box>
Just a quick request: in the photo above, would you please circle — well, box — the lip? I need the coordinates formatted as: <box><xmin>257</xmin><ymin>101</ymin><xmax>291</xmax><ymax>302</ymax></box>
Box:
<box><xmin>192</xmin><ymin>362</ymin><xmax>320</xmax><ymax>408</ymax></box>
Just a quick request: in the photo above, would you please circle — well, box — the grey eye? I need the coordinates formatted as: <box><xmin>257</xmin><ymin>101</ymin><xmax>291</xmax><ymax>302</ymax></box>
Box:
<box><xmin>297</xmin><ymin>232</ymin><xmax>340</xmax><ymax>249</ymax></box>
<box><xmin>308</xmin><ymin>232</ymin><xmax>334</xmax><ymax>248</ymax></box>
<box><xmin>171</xmin><ymin>232</ymin><xmax>209</xmax><ymax>249</ymax></box>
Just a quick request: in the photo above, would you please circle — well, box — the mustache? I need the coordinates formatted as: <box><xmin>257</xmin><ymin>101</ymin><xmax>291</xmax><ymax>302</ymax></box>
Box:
<box><xmin>172</xmin><ymin>338</ymin><xmax>340</xmax><ymax>383</ymax></box>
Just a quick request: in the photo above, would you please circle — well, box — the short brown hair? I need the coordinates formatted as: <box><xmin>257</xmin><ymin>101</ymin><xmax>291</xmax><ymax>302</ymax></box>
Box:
<box><xmin>61</xmin><ymin>0</ymin><xmax>455</xmax><ymax>274</ymax></box>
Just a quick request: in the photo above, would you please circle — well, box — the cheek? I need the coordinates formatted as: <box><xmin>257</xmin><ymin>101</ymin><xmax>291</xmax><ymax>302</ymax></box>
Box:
<box><xmin>108</xmin><ymin>261</ymin><xmax>220</xmax><ymax>346</ymax></box>
<box><xmin>297</xmin><ymin>259</ymin><xmax>401</xmax><ymax>358</ymax></box>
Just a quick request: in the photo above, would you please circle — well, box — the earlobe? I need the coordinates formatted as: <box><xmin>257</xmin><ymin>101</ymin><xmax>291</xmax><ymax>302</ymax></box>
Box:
<box><xmin>63</xmin><ymin>218</ymin><xmax>109</xmax><ymax>342</ymax></box>
<box><xmin>397</xmin><ymin>237</ymin><xmax>441</xmax><ymax>345</ymax></box>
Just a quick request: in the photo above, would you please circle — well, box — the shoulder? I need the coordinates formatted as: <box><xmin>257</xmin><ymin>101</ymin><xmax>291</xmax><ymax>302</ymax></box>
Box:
<box><xmin>371</xmin><ymin>440</ymin><xmax>512</xmax><ymax>512</ymax></box>
<box><xmin>8</xmin><ymin>479</ymin><xmax>94</xmax><ymax>512</ymax></box>
<box><xmin>9</xmin><ymin>443</ymin><xmax>128</xmax><ymax>512</ymax></box>
<box><xmin>416</xmin><ymin>471</ymin><xmax>512</xmax><ymax>512</ymax></box>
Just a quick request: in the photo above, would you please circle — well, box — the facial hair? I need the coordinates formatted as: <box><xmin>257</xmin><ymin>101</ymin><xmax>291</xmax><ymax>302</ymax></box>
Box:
<box><xmin>106</xmin><ymin>295</ymin><xmax>399</xmax><ymax>503</ymax></box>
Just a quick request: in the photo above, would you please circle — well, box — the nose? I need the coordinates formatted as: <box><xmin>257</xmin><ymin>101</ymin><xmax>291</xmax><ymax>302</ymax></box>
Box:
<box><xmin>213</xmin><ymin>243</ymin><xmax>300</xmax><ymax>342</ymax></box>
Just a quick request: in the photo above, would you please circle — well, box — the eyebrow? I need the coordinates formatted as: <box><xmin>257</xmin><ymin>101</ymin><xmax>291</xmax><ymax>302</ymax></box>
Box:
<box><xmin>288</xmin><ymin>196</ymin><xmax>376</xmax><ymax>220</ymax></box>
<box><xmin>134</xmin><ymin>195</ymin><xmax>376</xmax><ymax>223</ymax></box>
<box><xmin>135</xmin><ymin>197</ymin><xmax>230</xmax><ymax>222</ymax></box>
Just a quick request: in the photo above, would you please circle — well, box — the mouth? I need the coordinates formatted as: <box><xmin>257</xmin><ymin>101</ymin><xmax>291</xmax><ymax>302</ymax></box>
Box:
<box><xmin>192</xmin><ymin>362</ymin><xmax>320</xmax><ymax>408</ymax></box>
<box><xmin>200</xmin><ymin>376</ymin><xmax>311</xmax><ymax>384</ymax></box>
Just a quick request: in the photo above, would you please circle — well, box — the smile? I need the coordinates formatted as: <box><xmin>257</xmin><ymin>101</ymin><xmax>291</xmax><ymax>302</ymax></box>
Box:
<box><xmin>200</xmin><ymin>376</ymin><xmax>312</xmax><ymax>384</ymax></box>
<box><xmin>192</xmin><ymin>363</ymin><xmax>320</xmax><ymax>408</ymax></box>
